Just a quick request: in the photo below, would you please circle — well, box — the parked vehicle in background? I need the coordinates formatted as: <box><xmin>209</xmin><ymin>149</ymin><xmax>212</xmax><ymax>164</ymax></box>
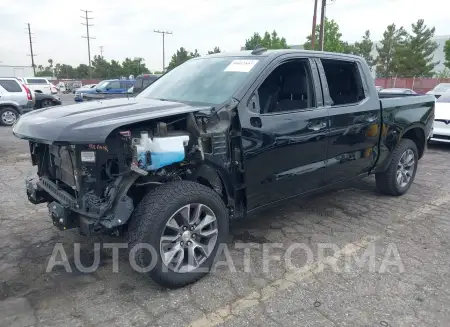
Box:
<box><xmin>426</xmin><ymin>83</ymin><xmax>450</xmax><ymax>99</ymax></box>
<box><xmin>379</xmin><ymin>88</ymin><xmax>417</xmax><ymax>95</ymax></box>
<box><xmin>14</xmin><ymin>49</ymin><xmax>435</xmax><ymax>288</ymax></box>
<box><xmin>50</xmin><ymin>84</ymin><xmax>58</xmax><ymax>94</ymax></box>
<box><xmin>34</xmin><ymin>93</ymin><xmax>62</xmax><ymax>109</ymax></box>
<box><xmin>429</xmin><ymin>90</ymin><xmax>450</xmax><ymax>144</ymax></box>
<box><xmin>74</xmin><ymin>79</ymin><xmax>135</xmax><ymax>102</ymax></box>
<box><xmin>82</xmin><ymin>75</ymin><xmax>158</xmax><ymax>101</ymax></box>
<box><xmin>133</xmin><ymin>74</ymin><xmax>159</xmax><ymax>93</ymax></box>
<box><xmin>71</xmin><ymin>83</ymin><xmax>96</xmax><ymax>97</ymax></box>
<box><xmin>22</xmin><ymin>77</ymin><xmax>53</xmax><ymax>95</ymax></box>
<box><xmin>0</xmin><ymin>77</ymin><xmax>34</xmax><ymax>126</ymax></box>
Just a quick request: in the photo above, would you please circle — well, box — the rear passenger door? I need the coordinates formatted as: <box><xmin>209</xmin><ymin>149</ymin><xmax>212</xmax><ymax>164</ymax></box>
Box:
<box><xmin>239</xmin><ymin>56</ymin><xmax>329</xmax><ymax>210</ymax></box>
<box><xmin>315</xmin><ymin>58</ymin><xmax>381</xmax><ymax>184</ymax></box>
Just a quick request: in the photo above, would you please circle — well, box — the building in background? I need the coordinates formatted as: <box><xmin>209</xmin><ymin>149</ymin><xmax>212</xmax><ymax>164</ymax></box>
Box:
<box><xmin>0</xmin><ymin>65</ymin><xmax>34</xmax><ymax>78</ymax></box>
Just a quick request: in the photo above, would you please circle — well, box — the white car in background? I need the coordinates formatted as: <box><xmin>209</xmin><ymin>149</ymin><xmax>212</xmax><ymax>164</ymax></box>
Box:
<box><xmin>430</xmin><ymin>90</ymin><xmax>450</xmax><ymax>144</ymax></box>
<box><xmin>427</xmin><ymin>83</ymin><xmax>450</xmax><ymax>99</ymax></box>
<box><xmin>18</xmin><ymin>77</ymin><xmax>53</xmax><ymax>95</ymax></box>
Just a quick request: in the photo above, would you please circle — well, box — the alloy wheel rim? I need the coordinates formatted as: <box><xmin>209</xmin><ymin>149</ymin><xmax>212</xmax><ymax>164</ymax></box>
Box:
<box><xmin>160</xmin><ymin>203</ymin><xmax>218</xmax><ymax>273</ymax></box>
<box><xmin>1</xmin><ymin>111</ymin><xmax>17</xmax><ymax>125</ymax></box>
<box><xmin>396</xmin><ymin>149</ymin><xmax>415</xmax><ymax>188</ymax></box>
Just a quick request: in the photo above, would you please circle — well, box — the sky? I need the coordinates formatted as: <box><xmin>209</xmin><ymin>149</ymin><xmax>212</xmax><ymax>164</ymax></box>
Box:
<box><xmin>0</xmin><ymin>0</ymin><xmax>449</xmax><ymax>72</ymax></box>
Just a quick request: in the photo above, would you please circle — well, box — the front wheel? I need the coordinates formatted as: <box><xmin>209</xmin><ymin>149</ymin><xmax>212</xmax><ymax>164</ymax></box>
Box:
<box><xmin>127</xmin><ymin>181</ymin><xmax>229</xmax><ymax>288</ymax></box>
<box><xmin>375</xmin><ymin>139</ymin><xmax>418</xmax><ymax>196</ymax></box>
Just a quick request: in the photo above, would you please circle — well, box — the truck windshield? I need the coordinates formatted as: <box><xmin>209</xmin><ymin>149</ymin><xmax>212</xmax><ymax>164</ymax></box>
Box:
<box><xmin>138</xmin><ymin>57</ymin><xmax>260</xmax><ymax>105</ymax></box>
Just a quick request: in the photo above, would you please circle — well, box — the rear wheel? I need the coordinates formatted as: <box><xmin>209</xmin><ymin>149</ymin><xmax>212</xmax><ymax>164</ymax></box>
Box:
<box><xmin>0</xmin><ymin>107</ymin><xmax>19</xmax><ymax>126</ymax></box>
<box><xmin>127</xmin><ymin>181</ymin><xmax>229</xmax><ymax>288</ymax></box>
<box><xmin>41</xmin><ymin>99</ymin><xmax>53</xmax><ymax>108</ymax></box>
<box><xmin>375</xmin><ymin>139</ymin><xmax>418</xmax><ymax>196</ymax></box>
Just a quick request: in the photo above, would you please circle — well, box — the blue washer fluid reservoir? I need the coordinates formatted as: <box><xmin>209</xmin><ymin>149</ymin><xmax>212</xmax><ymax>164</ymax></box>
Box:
<box><xmin>136</xmin><ymin>132</ymin><xmax>190</xmax><ymax>170</ymax></box>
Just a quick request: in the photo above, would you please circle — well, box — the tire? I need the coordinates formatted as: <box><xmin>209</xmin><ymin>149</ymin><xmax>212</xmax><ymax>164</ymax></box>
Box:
<box><xmin>41</xmin><ymin>100</ymin><xmax>53</xmax><ymax>108</ymax></box>
<box><xmin>0</xmin><ymin>107</ymin><xmax>19</xmax><ymax>126</ymax></box>
<box><xmin>375</xmin><ymin>138</ymin><xmax>418</xmax><ymax>196</ymax></box>
<box><xmin>127</xmin><ymin>181</ymin><xmax>229</xmax><ymax>288</ymax></box>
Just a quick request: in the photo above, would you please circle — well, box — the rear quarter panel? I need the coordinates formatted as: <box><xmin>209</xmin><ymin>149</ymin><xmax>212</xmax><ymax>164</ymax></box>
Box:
<box><xmin>374</xmin><ymin>95</ymin><xmax>435</xmax><ymax>172</ymax></box>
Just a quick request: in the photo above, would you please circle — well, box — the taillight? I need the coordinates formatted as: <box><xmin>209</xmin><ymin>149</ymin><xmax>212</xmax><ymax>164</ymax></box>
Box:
<box><xmin>22</xmin><ymin>84</ymin><xmax>32</xmax><ymax>101</ymax></box>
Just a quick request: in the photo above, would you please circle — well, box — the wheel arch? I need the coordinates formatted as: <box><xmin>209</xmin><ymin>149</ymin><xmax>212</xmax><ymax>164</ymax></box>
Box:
<box><xmin>374</xmin><ymin>123</ymin><xmax>425</xmax><ymax>173</ymax></box>
<box><xmin>186</xmin><ymin>163</ymin><xmax>234</xmax><ymax>205</ymax></box>
<box><xmin>400</xmin><ymin>124</ymin><xmax>426</xmax><ymax>159</ymax></box>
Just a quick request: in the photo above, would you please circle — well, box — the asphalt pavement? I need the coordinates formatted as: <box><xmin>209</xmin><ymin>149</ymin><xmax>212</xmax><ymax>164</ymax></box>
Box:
<box><xmin>1</xmin><ymin>102</ymin><xmax>450</xmax><ymax>327</ymax></box>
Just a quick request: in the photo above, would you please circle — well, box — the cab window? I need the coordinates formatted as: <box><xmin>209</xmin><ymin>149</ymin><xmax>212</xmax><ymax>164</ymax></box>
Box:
<box><xmin>255</xmin><ymin>59</ymin><xmax>316</xmax><ymax>114</ymax></box>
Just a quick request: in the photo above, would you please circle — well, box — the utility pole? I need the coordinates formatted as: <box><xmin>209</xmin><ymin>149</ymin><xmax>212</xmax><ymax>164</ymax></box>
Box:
<box><xmin>99</xmin><ymin>46</ymin><xmax>104</xmax><ymax>58</ymax></box>
<box><xmin>311</xmin><ymin>0</ymin><xmax>319</xmax><ymax>50</ymax></box>
<box><xmin>81</xmin><ymin>9</ymin><xmax>95</xmax><ymax>78</ymax></box>
<box><xmin>318</xmin><ymin>0</ymin><xmax>327</xmax><ymax>51</ymax></box>
<box><xmin>154</xmin><ymin>30</ymin><xmax>173</xmax><ymax>72</ymax></box>
<box><xmin>26</xmin><ymin>23</ymin><xmax>37</xmax><ymax>75</ymax></box>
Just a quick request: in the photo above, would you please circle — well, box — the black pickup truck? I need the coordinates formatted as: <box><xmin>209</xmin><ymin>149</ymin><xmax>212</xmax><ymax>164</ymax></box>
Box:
<box><xmin>13</xmin><ymin>49</ymin><xmax>435</xmax><ymax>288</ymax></box>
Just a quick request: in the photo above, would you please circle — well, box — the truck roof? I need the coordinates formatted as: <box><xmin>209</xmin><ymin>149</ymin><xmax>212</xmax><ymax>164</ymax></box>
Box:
<box><xmin>202</xmin><ymin>49</ymin><xmax>363</xmax><ymax>61</ymax></box>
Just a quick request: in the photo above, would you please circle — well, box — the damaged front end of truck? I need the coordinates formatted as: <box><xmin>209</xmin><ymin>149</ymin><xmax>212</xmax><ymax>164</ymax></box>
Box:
<box><xmin>14</xmin><ymin>98</ymin><xmax>245</xmax><ymax>236</ymax></box>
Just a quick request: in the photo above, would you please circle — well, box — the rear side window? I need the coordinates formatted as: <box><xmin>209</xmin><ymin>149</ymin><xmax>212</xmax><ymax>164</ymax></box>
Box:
<box><xmin>26</xmin><ymin>78</ymin><xmax>48</xmax><ymax>84</ymax></box>
<box><xmin>120</xmin><ymin>81</ymin><xmax>134</xmax><ymax>89</ymax></box>
<box><xmin>321</xmin><ymin>59</ymin><xmax>366</xmax><ymax>106</ymax></box>
<box><xmin>0</xmin><ymin>79</ymin><xmax>22</xmax><ymax>92</ymax></box>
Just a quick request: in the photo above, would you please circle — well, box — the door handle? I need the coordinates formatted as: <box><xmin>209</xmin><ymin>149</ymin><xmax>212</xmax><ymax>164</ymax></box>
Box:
<box><xmin>307</xmin><ymin>121</ymin><xmax>327</xmax><ymax>131</ymax></box>
<box><xmin>365</xmin><ymin>116</ymin><xmax>378</xmax><ymax>123</ymax></box>
<box><xmin>250</xmin><ymin>117</ymin><xmax>262</xmax><ymax>128</ymax></box>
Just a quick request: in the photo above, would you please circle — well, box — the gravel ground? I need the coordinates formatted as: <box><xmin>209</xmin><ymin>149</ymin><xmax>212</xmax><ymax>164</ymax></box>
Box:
<box><xmin>1</xmin><ymin>107</ymin><xmax>450</xmax><ymax>327</ymax></box>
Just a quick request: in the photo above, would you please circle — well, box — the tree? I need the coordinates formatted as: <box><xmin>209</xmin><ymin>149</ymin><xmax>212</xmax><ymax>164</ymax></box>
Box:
<box><xmin>57</xmin><ymin>64</ymin><xmax>76</xmax><ymax>79</ymax></box>
<box><xmin>304</xmin><ymin>18</ymin><xmax>347</xmax><ymax>53</ymax></box>
<box><xmin>244</xmin><ymin>31</ymin><xmax>289</xmax><ymax>50</ymax></box>
<box><xmin>435</xmin><ymin>68</ymin><xmax>450</xmax><ymax>79</ymax></box>
<box><xmin>190</xmin><ymin>49</ymin><xmax>200</xmax><ymax>58</ymax></box>
<box><xmin>76</xmin><ymin>64</ymin><xmax>90</xmax><ymax>78</ymax></box>
<box><xmin>122</xmin><ymin>57</ymin><xmax>150</xmax><ymax>77</ymax></box>
<box><xmin>167</xmin><ymin>47</ymin><xmax>197</xmax><ymax>71</ymax></box>
<box><xmin>353</xmin><ymin>30</ymin><xmax>375</xmax><ymax>68</ymax></box>
<box><xmin>443</xmin><ymin>39</ymin><xmax>450</xmax><ymax>69</ymax></box>
<box><xmin>395</xmin><ymin>19</ymin><xmax>439</xmax><ymax>77</ymax></box>
<box><xmin>48</xmin><ymin>58</ymin><xmax>53</xmax><ymax>68</ymax></box>
<box><xmin>375</xmin><ymin>24</ymin><xmax>407</xmax><ymax>78</ymax></box>
<box><xmin>92</xmin><ymin>55</ymin><xmax>112</xmax><ymax>78</ymax></box>
<box><xmin>208</xmin><ymin>47</ymin><xmax>221</xmax><ymax>54</ymax></box>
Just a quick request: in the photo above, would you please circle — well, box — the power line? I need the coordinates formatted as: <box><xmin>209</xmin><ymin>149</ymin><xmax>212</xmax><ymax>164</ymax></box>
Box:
<box><xmin>99</xmin><ymin>45</ymin><xmax>104</xmax><ymax>58</ymax></box>
<box><xmin>154</xmin><ymin>30</ymin><xmax>173</xmax><ymax>72</ymax></box>
<box><xmin>81</xmin><ymin>9</ymin><xmax>95</xmax><ymax>78</ymax></box>
<box><xmin>26</xmin><ymin>23</ymin><xmax>37</xmax><ymax>76</ymax></box>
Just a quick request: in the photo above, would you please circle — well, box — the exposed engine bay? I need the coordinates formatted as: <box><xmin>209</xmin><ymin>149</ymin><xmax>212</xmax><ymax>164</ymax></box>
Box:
<box><xmin>25</xmin><ymin>109</ymin><xmax>245</xmax><ymax>235</ymax></box>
